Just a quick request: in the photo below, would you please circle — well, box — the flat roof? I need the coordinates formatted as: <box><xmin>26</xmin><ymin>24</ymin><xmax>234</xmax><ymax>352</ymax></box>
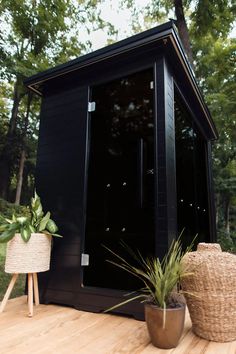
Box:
<box><xmin>24</xmin><ymin>21</ymin><xmax>218</xmax><ymax>139</ymax></box>
<box><xmin>25</xmin><ymin>22</ymin><xmax>175</xmax><ymax>89</ymax></box>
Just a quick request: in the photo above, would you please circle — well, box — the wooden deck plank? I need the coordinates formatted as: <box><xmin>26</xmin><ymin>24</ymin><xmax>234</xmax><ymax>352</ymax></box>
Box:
<box><xmin>0</xmin><ymin>301</ymin><xmax>66</xmax><ymax>331</ymax></box>
<box><xmin>36</xmin><ymin>314</ymin><xmax>137</xmax><ymax>354</ymax></box>
<box><xmin>2</xmin><ymin>311</ymin><xmax>107</xmax><ymax>352</ymax></box>
<box><xmin>73</xmin><ymin>316</ymin><xmax>149</xmax><ymax>354</ymax></box>
<box><xmin>0</xmin><ymin>308</ymin><xmax>76</xmax><ymax>350</ymax></box>
<box><xmin>203</xmin><ymin>341</ymin><xmax>236</xmax><ymax>354</ymax></box>
<box><xmin>0</xmin><ymin>296</ymin><xmax>235</xmax><ymax>354</ymax></box>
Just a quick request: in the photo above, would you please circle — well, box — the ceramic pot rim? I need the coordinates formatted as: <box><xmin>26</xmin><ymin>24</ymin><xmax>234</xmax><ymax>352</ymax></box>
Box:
<box><xmin>145</xmin><ymin>302</ymin><xmax>186</xmax><ymax>311</ymax></box>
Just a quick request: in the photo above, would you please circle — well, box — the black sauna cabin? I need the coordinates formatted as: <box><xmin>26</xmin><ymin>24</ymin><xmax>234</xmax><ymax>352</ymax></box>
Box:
<box><xmin>25</xmin><ymin>21</ymin><xmax>218</xmax><ymax>319</ymax></box>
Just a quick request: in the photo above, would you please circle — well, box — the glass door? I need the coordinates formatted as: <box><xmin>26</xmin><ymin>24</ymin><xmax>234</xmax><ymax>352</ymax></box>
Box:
<box><xmin>84</xmin><ymin>68</ymin><xmax>155</xmax><ymax>290</ymax></box>
<box><xmin>175</xmin><ymin>91</ymin><xmax>210</xmax><ymax>249</ymax></box>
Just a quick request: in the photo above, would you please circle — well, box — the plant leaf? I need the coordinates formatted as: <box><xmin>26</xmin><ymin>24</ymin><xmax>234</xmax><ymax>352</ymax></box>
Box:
<box><xmin>41</xmin><ymin>230</ymin><xmax>62</xmax><ymax>238</ymax></box>
<box><xmin>0</xmin><ymin>229</ymin><xmax>16</xmax><ymax>243</ymax></box>
<box><xmin>104</xmin><ymin>294</ymin><xmax>145</xmax><ymax>313</ymax></box>
<box><xmin>103</xmin><ymin>235</ymin><xmax>195</xmax><ymax>310</ymax></box>
<box><xmin>16</xmin><ymin>216</ymin><xmax>28</xmax><ymax>225</ymax></box>
<box><xmin>20</xmin><ymin>225</ymin><xmax>31</xmax><ymax>242</ymax></box>
<box><xmin>29</xmin><ymin>224</ymin><xmax>36</xmax><ymax>233</ymax></box>
<box><xmin>46</xmin><ymin>219</ymin><xmax>58</xmax><ymax>233</ymax></box>
<box><xmin>50</xmin><ymin>233</ymin><xmax>63</xmax><ymax>238</ymax></box>
<box><xmin>5</xmin><ymin>218</ymin><xmax>13</xmax><ymax>224</ymax></box>
<box><xmin>38</xmin><ymin>212</ymin><xmax>51</xmax><ymax>232</ymax></box>
<box><xmin>0</xmin><ymin>224</ymin><xmax>11</xmax><ymax>232</ymax></box>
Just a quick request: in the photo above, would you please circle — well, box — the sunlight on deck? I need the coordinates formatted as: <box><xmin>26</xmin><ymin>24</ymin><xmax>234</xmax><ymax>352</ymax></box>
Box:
<box><xmin>0</xmin><ymin>296</ymin><xmax>235</xmax><ymax>353</ymax></box>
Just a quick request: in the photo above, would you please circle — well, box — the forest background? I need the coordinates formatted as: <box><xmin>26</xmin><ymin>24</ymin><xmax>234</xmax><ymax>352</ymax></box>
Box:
<box><xmin>0</xmin><ymin>0</ymin><xmax>235</xmax><ymax>253</ymax></box>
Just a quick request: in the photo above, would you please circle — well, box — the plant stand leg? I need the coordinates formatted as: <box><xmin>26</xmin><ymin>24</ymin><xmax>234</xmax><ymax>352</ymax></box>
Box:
<box><xmin>33</xmin><ymin>273</ymin><xmax>40</xmax><ymax>306</ymax></box>
<box><xmin>28</xmin><ymin>273</ymin><xmax>33</xmax><ymax>317</ymax></box>
<box><xmin>0</xmin><ymin>273</ymin><xmax>19</xmax><ymax>313</ymax></box>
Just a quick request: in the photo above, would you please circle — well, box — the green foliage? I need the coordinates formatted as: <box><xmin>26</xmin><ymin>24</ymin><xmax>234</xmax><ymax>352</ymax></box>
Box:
<box><xmin>0</xmin><ymin>0</ymin><xmax>116</xmax><ymax>80</ymax></box>
<box><xmin>0</xmin><ymin>83</ymin><xmax>11</xmax><ymax>152</ymax></box>
<box><xmin>1</xmin><ymin>1</ymin><xmax>86</xmax><ymax>78</ymax></box>
<box><xmin>0</xmin><ymin>198</ymin><xmax>28</xmax><ymax>219</ymax></box>
<box><xmin>193</xmin><ymin>34</ymin><xmax>236</xmax><ymax>237</ymax></box>
<box><xmin>0</xmin><ymin>0</ymin><xmax>235</xmax><ymax>242</ymax></box>
<box><xmin>0</xmin><ymin>244</ymin><xmax>26</xmax><ymax>301</ymax></box>
<box><xmin>217</xmin><ymin>229</ymin><xmax>236</xmax><ymax>254</ymax></box>
<box><xmin>0</xmin><ymin>0</ymin><xmax>116</xmax><ymax>203</ymax></box>
<box><xmin>104</xmin><ymin>236</ymin><xmax>194</xmax><ymax>313</ymax></box>
<box><xmin>192</xmin><ymin>0</ymin><xmax>236</xmax><ymax>39</ymax></box>
<box><xmin>121</xmin><ymin>0</ymin><xmax>236</xmax><ymax>41</ymax></box>
<box><xmin>0</xmin><ymin>191</ymin><xmax>62</xmax><ymax>243</ymax></box>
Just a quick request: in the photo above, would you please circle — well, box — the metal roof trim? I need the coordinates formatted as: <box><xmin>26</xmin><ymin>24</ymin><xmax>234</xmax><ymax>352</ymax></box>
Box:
<box><xmin>24</xmin><ymin>22</ymin><xmax>174</xmax><ymax>88</ymax></box>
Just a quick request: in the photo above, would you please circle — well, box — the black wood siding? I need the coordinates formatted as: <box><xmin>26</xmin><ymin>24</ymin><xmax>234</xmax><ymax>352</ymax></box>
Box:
<box><xmin>34</xmin><ymin>48</ymin><xmax>215</xmax><ymax>317</ymax></box>
<box><xmin>155</xmin><ymin>57</ymin><xmax>177</xmax><ymax>259</ymax></box>
<box><xmin>36</xmin><ymin>86</ymin><xmax>88</xmax><ymax>304</ymax></box>
<box><xmin>164</xmin><ymin>59</ymin><xmax>177</xmax><ymax>245</ymax></box>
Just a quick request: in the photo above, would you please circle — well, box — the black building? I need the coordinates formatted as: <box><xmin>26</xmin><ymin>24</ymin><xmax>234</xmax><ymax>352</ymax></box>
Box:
<box><xmin>25</xmin><ymin>21</ymin><xmax>218</xmax><ymax>319</ymax></box>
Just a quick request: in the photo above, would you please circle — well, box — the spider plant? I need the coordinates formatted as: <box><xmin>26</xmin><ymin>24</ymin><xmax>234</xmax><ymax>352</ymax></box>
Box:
<box><xmin>0</xmin><ymin>191</ymin><xmax>62</xmax><ymax>243</ymax></box>
<box><xmin>103</xmin><ymin>234</ymin><xmax>194</xmax><ymax>315</ymax></box>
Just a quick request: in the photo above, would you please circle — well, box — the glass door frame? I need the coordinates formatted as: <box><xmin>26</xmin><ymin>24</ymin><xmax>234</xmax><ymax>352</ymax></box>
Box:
<box><xmin>81</xmin><ymin>63</ymin><xmax>158</xmax><ymax>294</ymax></box>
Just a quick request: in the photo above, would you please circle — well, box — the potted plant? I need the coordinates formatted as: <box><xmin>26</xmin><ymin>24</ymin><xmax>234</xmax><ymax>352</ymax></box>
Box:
<box><xmin>104</xmin><ymin>238</ymin><xmax>193</xmax><ymax>349</ymax></box>
<box><xmin>0</xmin><ymin>191</ymin><xmax>62</xmax><ymax>316</ymax></box>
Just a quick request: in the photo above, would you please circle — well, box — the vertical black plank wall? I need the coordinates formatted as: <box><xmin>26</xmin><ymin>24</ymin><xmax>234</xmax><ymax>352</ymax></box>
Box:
<box><xmin>164</xmin><ymin>58</ymin><xmax>177</xmax><ymax>245</ymax></box>
<box><xmin>36</xmin><ymin>85</ymin><xmax>89</xmax><ymax>305</ymax></box>
<box><xmin>155</xmin><ymin>56</ymin><xmax>177</xmax><ymax>259</ymax></box>
<box><xmin>22</xmin><ymin>22</ymin><xmax>218</xmax><ymax>319</ymax></box>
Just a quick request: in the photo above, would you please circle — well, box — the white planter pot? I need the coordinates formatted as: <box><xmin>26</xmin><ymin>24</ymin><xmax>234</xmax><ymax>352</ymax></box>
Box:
<box><xmin>5</xmin><ymin>233</ymin><xmax>52</xmax><ymax>274</ymax></box>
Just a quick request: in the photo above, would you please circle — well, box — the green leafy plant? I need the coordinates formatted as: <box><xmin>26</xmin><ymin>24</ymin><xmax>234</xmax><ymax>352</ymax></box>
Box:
<box><xmin>104</xmin><ymin>235</ymin><xmax>194</xmax><ymax>314</ymax></box>
<box><xmin>0</xmin><ymin>191</ymin><xmax>62</xmax><ymax>243</ymax></box>
<box><xmin>0</xmin><ymin>199</ymin><xmax>29</xmax><ymax>220</ymax></box>
<box><xmin>217</xmin><ymin>229</ymin><xmax>236</xmax><ymax>254</ymax></box>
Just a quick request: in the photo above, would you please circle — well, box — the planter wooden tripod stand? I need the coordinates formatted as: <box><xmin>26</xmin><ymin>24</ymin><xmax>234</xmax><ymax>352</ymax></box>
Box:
<box><xmin>0</xmin><ymin>273</ymin><xmax>40</xmax><ymax>317</ymax></box>
<box><xmin>0</xmin><ymin>233</ymin><xmax>51</xmax><ymax>317</ymax></box>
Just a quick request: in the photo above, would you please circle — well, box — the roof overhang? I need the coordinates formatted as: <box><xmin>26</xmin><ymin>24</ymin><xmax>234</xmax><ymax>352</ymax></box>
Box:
<box><xmin>24</xmin><ymin>21</ymin><xmax>218</xmax><ymax>140</ymax></box>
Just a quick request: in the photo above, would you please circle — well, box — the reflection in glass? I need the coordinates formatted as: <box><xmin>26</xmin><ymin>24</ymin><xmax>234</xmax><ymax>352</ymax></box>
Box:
<box><xmin>84</xmin><ymin>69</ymin><xmax>155</xmax><ymax>290</ymax></box>
<box><xmin>175</xmin><ymin>92</ymin><xmax>210</xmax><ymax>248</ymax></box>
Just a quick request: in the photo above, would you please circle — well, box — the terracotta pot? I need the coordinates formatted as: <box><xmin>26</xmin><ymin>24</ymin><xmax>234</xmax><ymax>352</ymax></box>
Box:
<box><xmin>145</xmin><ymin>303</ymin><xmax>186</xmax><ymax>349</ymax></box>
<box><xmin>5</xmin><ymin>233</ymin><xmax>52</xmax><ymax>274</ymax></box>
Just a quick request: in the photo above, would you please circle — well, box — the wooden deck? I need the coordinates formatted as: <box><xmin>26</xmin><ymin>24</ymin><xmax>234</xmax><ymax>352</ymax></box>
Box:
<box><xmin>0</xmin><ymin>296</ymin><xmax>235</xmax><ymax>354</ymax></box>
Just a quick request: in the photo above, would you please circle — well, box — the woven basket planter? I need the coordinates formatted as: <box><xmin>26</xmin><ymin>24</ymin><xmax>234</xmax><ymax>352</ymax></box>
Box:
<box><xmin>5</xmin><ymin>233</ymin><xmax>52</xmax><ymax>274</ymax></box>
<box><xmin>181</xmin><ymin>243</ymin><xmax>236</xmax><ymax>342</ymax></box>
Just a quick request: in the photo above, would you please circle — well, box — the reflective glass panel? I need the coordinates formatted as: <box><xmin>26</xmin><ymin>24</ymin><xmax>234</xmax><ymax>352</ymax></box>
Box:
<box><xmin>175</xmin><ymin>92</ymin><xmax>210</xmax><ymax>248</ymax></box>
<box><xmin>84</xmin><ymin>69</ymin><xmax>155</xmax><ymax>290</ymax></box>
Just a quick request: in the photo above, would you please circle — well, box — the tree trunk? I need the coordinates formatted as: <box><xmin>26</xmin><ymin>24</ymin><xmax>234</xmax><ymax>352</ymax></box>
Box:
<box><xmin>21</xmin><ymin>163</ymin><xmax>31</xmax><ymax>205</ymax></box>
<box><xmin>224</xmin><ymin>196</ymin><xmax>230</xmax><ymax>235</ymax></box>
<box><xmin>173</xmin><ymin>0</ymin><xmax>194</xmax><ymax>67</ymax></box>
<box><xmin>215</xmin><ymin>193</ymin><xmax>219</xmax><ymax>229</ymax></box>
<box><xmin>14</xmin><ymin>91</ymin><xmax>33</xmax><ymax>205</ymax></box>
<box><xmin>0</xmin><ymin>76</ymin><xmax>24</xmax><ymax>200</ymax></box>
<box><xmin>0</xmin><ymin>161</ymin><xmax>11</xmax><ymax>200</ymax></box>
<box><xmin>15</xmin><ymin>150</ymin><xmax>26</xmax><ymax>205</ymax></box>
<box><xmin>10</xmin><ymin>78</ymin><xmax>22</xmax><ymax>134</ymax></box>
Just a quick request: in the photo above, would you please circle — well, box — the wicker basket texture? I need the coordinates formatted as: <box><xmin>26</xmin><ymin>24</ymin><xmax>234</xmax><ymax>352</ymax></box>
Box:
<box><xmin>181</xmin><ymin>243</ymin><xmax>236</xmax><ymax>342</ymax></box>
<box><xmin>5</xmin><ymin>233</ymin><xmax>51</xmax><ymax>274</ymax></box>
